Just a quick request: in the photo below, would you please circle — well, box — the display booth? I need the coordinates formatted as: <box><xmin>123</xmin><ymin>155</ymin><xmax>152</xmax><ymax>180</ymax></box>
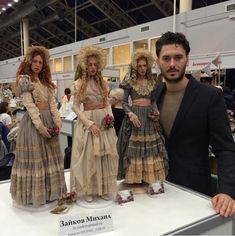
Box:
<box><xmin>1</xmin><ymin>1</ymin><xmax>235</xmax><ymax>234</ymax></box>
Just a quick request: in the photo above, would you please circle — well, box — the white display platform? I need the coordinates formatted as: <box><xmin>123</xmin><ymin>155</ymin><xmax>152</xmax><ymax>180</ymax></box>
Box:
<box><xmin>0</xmin><ymin>172</ymin><xmax>233</xmax><ymax>236</ymax></box>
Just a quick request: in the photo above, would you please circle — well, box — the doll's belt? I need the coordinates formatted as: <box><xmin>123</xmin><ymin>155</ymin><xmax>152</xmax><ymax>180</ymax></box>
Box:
<box><xmin>84</xmin><ymin>102</ymin><xmax>106</xmax><ymax>110</ymax></box>
<box><xmin>132</xmin><ymin>99</ymin><xmax>151</xmax><ymax>106</ymax></box>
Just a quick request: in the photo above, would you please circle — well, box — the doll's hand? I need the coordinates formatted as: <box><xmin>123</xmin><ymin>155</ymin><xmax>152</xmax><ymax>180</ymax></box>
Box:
<box><xmin>9</xmin><ymin>119</ymin><xmax>18</xmax><ymax>129</ymax></box>
<box><xmin>54</xmin><ymin>123</ymin><xmax>62</xmax><ymax>131</ymax></box>
<box><xmin>12</xmin><ymin>119</ymin><xmax>18</xmax><ymax>126</ymax></box>
<box><xmin>49</xmin><ymin>127</ymin><xmax>60</xmax><ymax>136</ymax></box>
<box><xmin>54</xmin><ymin>121</ymin><xmax>62</xmax><ymax>129</ymax></box>
<box><xmin>129</xmin><ymin>112</ymin><xmax>141</xmax><ymax>128</ymax></box>
<box><xmin>89</xmin><ymin>124</ymin><xmax>101</xmax><ymax>137</ymax></box>
<box><xmin>38</xmin><ymin>125</ymin><xmax>52</xmax><ymax>139</ymax></box>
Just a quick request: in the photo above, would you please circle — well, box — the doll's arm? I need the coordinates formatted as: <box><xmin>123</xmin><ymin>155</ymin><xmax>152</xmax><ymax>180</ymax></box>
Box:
<box><xmin>22</xmin><ymin>92</ymin><xmax>48</xmax><ymax>134</ymax></box>
<box><xmin>71</xmin><ymin>81</ymin><xmax>94</xmax><ymax>129</ymax></box>
<box><xmin>48</xmin><ymin>91</ymin><xmax>62</xmax><ymax>128</ymax></box>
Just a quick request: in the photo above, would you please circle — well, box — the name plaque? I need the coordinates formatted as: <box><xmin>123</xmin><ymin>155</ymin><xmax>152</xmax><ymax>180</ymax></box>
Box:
<box><xmin>59</xmin><ymin>209</ymin><xmax>113</xmax><ymax>235</ymax></box>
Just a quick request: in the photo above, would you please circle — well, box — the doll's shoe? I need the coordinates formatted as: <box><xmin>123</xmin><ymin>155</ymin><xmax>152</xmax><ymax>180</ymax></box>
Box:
<box><xmin>85</xmin><ymin>195</ymin><xmax>93</xmax><ymax>202</ymax></box>
<box><xmin>101</xmin><ymin>194</ymin><xmax>110</xmax><ymax>201</ymax></box>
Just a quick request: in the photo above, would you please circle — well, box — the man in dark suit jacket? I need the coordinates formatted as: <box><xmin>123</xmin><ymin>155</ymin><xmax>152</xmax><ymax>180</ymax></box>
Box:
<box><xmin>154</xmin><ymin>31</ymin><xmax>235</xmax><ymax>217</ymax></box>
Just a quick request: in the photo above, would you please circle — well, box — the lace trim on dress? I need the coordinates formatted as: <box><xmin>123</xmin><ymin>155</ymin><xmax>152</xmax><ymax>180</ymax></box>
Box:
<box><xmin>129</xmin><ymin>77</ymin><xmax>156</xmax><ymax>96</ymax></box>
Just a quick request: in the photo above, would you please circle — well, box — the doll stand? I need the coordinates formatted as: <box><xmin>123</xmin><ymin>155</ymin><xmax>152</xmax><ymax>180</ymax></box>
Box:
<box><xmin>12</xmin><ymin>200</ymin><xmax>57</xmax><ymax>212</ymax></box>
<box><xmin>76</xmin><ymin>195</ymin><xmax>114</xmax><ymax>209</ymax></box>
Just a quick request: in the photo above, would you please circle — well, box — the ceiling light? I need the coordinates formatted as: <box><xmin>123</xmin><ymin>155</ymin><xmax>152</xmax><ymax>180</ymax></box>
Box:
<box><xmin>2</xmin><ymin>8</ymin><xmax>6</xmax><ymax>11</ymax></box>
<box><xmin>8</xmin><ymin>3</ymin><xmax>12</xmax><ymax>7</ymax></box>
<box><xmin>14</xmin><ymin>0</ymin><xmax>19</xmax><ymax>2</ymax></box>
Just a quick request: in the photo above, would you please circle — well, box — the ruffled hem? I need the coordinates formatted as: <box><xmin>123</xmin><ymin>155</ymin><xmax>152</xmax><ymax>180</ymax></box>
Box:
<box><xmin>71</xmin><ymin>154</ymin><xmax>118</xmax><ymax>196</ymax></box>
<box><xmin>127</xmin><ymin>133</ymin><xmax>166</xmax><ymax>158</ymax></box>
<box><xmin>125</xmin><ymin>156</ymin><xmax>166</xmax><ymax>184</ymax></box>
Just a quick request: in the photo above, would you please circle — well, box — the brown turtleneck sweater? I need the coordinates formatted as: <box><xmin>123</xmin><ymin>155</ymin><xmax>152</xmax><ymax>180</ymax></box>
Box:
<box><xmin>159</xmin><ymin>88</ymin><xmax>186</xmax><ymax>137</ymax></box>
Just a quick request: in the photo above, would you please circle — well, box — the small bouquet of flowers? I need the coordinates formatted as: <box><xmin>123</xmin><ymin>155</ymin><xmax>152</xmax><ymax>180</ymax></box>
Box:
<box><xmin>102</xmin><ymin>114</ymin><xmax>114</xmax><ymax>129</ymax></box>
<box><xmin>50</xmin><ymin>191</ymin><xmax>77</xmax><ymax>214</ymax></box>
<box><xmin>58</xmin><ymin>191</ymin><xmax>77</xmax><ymax>205</ymax></box>
<box><xmin>148</xmin><ymin>109</ymin><xmax>160</xmax><ymax>131</ymax></box>
<box><xmin>48</xmin><ymin>127</ymin><xmax>60</xmax><ymax>137</ymax></box>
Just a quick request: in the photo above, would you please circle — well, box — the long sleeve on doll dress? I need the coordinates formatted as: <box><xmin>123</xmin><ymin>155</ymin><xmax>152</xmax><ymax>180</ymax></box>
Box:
<box><xmin>19</xmin><ymin>75</ymin><xmax>45</xmax><ymax>132</ymax></box>
<box><xmin>71</xmin><ymin>80</ymin><xmax>94</xmax><ymax>129</ymax></box>
<box><xmin>120</xmin><ymin>81</ymin><xmax>132</xmax><ymax>115</ymax></box>
<box><xmin>48</xmin><ymin>92</ymin><xmax>62</xmax><ymax>129</ymax></box>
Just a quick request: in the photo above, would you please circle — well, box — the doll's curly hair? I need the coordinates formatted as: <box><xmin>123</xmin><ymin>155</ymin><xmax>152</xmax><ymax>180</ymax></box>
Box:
<box><xmin>125</xmin><ymin>49</ymin><xmax>156</xmax><ymax>82</ymax></box>
<box><xmin>75</xmin><ymin>45</ymin><xmax>108</xmax><ymax>102</ymax></box>
<box><xmin>131</xmin><ymin>48</ymin><xmax>154</xmax><ymax>70</ymax></box>
<box><xmin>16</xmin><ymin>46</ymin><xmax>55</xmax><ymax>89</ymax></box>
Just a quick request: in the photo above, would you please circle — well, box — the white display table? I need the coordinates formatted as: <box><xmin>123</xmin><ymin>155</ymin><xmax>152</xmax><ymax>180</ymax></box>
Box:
<box><xmin>0</xmin><ymin>172</ymin><xmax>234</xmax><ymax>235</ymax></box>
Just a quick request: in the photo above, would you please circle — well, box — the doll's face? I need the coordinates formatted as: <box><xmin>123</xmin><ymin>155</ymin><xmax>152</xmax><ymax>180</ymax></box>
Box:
<box><xmin>87</xmin><ymin>56</ymin><xmax>98</xmax><ymax>77</ymax></box>
<box><xmin>31</xmin><ymin>55</ymin><xmax>43</xmax><ymax>76</ymax></box>
<box><xmin>137</xmin><ymin>59</ymin><xmax>147</xmax><ymax>77</ymax></box>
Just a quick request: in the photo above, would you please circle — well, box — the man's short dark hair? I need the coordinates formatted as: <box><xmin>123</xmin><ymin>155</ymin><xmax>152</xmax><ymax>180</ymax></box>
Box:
<box><xmin>64</xmin><ymin>88</ymin><xmax>71</xmax><ymax>95</ymax></box>
<box><xmin>156</xmin><ymin>31</ymin><xmax>191</xmax><ymax>57</ymax></box>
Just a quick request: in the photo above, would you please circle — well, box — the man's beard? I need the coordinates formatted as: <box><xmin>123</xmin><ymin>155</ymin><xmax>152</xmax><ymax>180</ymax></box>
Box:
<box><xmin>162</xmin><ymin>65</ymin><xmax>186</xmax><ymax>83</ymax></box>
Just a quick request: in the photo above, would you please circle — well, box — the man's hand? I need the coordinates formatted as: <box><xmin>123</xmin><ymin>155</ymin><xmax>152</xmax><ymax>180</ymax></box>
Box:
<box><xmin>211</xmin><ymin>193</ymin><xmax>235</xmax><ymax>217</ymax></box>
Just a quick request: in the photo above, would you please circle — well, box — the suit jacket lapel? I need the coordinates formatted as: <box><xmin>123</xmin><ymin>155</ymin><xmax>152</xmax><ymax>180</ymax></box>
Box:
<box><xmin>154</xmin><ymin>82</ymin><xmax>166</xmax><ymax>107</ymax></box>
<box><xmin>168</xmin><ymin>77</ymin><xmax>198</xmax><ymax>141</ymax></box>
<box><xmin>153</xmin><ymin>82</ymin><xmax>168</xmax><ymax>138</ymax></box>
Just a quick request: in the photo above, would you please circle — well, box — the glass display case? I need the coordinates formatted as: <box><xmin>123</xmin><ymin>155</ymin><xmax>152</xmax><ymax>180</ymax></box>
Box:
<box><xmin>0</xmin><ymin>174</ymin><xmax>234</xmax><ymax>235</ymax></box>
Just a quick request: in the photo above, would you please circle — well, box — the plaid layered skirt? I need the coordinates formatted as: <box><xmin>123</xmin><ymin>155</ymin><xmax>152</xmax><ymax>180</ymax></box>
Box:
<box><xmin>117</xmin><ymin>105</ymin><xmax>168</xmax><ymax>184</ymax></box>
<box><xmin>10</xmin><ymin>110</ymin><xmax>67</xmax><ymax>206</ymax></box>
